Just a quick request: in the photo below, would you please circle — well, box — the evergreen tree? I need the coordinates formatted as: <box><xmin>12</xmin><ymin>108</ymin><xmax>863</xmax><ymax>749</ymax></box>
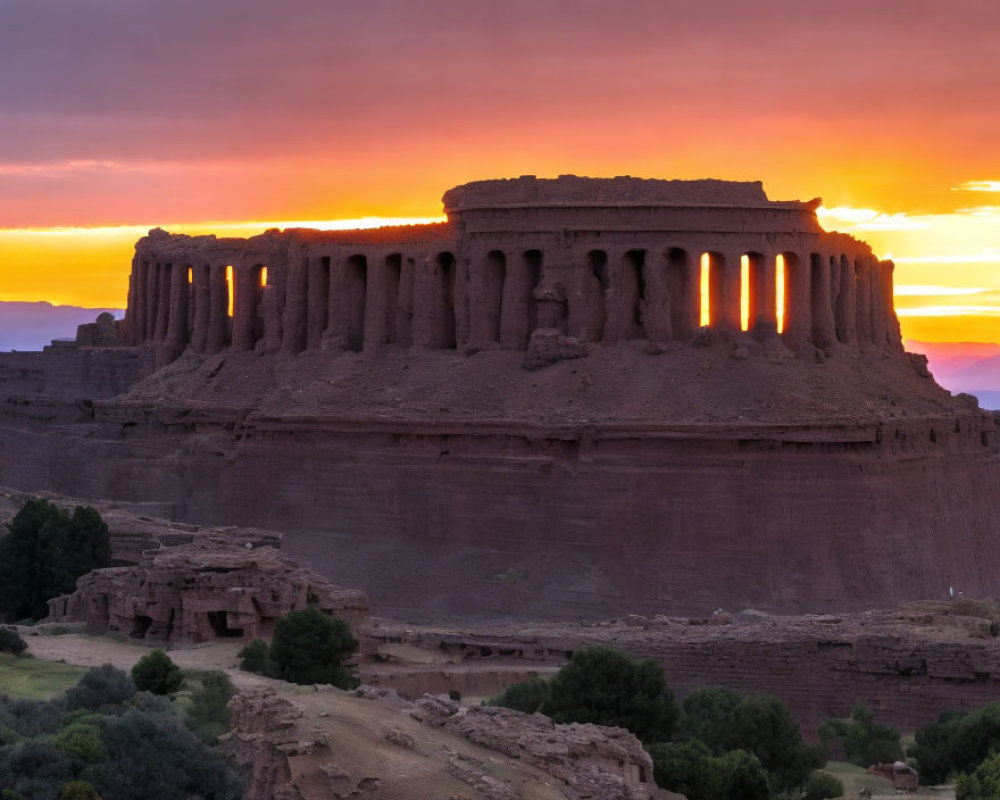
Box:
<box><xmin>0</xmin><ymin>499</ymin><xmax>112</xmax><ymax>621</ymax></box>
<box><xmin>540</xmin><ymin>646</ymin><xmax>678</xmax><ymax>743</ymax></box>
<box><xmin>268</xmin><ymin>608</ymin><xmax>359</xmax><ymax>687</ymax></box>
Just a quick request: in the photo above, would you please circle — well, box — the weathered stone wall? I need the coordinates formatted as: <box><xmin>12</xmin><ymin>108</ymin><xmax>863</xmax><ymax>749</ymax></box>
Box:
<box><xmin>0</xmin><ymin>345</ymin><xmax>141</xmax><ymax>402</ymax></box>
<box><xmin>376</xmin><ymin>611</ymin><xmax>1000</xmax><ymax>735</ymax></box>
<box><xmin>123</xmin><ymin>177</ymin><xmax>901</xmax><ymax>368</ymax></box>
<box><xmin>1</xmin><ymin>397</ymin><xmax>997</xmax><ymax>621</ymax></box>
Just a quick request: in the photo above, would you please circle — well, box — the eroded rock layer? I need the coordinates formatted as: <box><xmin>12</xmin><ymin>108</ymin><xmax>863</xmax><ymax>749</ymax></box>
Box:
<box><xmin>0</xmin><ymin>176</ymin><xmax>996</xmax><ymax>620</ymax></box>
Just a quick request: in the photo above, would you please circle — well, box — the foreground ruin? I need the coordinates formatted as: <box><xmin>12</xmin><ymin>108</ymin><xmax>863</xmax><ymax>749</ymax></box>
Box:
<box><xmin>0</xmin><ymin>175</ymin><xmax>996</xmax><ymax>620</ymax></box>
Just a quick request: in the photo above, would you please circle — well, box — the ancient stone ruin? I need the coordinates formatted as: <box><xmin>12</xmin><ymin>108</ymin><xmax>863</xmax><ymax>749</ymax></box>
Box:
<box><xmin>1</xmin><ymin>175</ymin><xmax>998</xmax><ymax>621</ymax></box>
<box><xmin>47</xmin><ymin>537</ymin><xmax>368</xmax><ymax>643</ymax></box>
<box><xmin>124</xmin><ymin>176</ymin><xmax>898</xmax><ymax>367</ymax></box>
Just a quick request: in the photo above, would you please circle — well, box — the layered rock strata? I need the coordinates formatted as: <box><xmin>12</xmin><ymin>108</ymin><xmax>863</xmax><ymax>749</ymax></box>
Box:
<box><xmin>0</xmin><ymin>176</ymin><xmax>996</xmax><ymax>620</ymax></box>
<box><xmin>367</xmin><ymin>603</ymin><xmax>1000</xmax><ymax>733</ymax></box>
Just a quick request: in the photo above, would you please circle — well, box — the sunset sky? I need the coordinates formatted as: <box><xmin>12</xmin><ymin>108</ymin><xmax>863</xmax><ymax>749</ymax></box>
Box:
<box><xmin>2</xmin><ymin>0</ymin><xmax>999</xmax><ymax>343</ymax></box>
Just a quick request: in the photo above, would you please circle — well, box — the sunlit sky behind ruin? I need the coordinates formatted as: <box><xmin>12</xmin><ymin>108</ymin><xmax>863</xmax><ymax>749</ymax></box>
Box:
<box><xmin>2</xmin><ymin>0</ymin><xmax>999</xmax><ymax>344</ymax></box>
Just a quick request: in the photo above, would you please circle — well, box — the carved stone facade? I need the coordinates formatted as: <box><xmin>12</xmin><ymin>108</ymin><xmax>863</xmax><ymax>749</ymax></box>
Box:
<box><xmin>123</xmin><ymin>176</ymin><xmax>900</xmax><ymax>366</ymax></box>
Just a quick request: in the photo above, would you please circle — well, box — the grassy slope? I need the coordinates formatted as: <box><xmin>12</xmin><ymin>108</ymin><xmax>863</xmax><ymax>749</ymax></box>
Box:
<box><xmin>0</xmin><ymin>653</ymin><xmax>88</xmax><ymax>700</ymax></box>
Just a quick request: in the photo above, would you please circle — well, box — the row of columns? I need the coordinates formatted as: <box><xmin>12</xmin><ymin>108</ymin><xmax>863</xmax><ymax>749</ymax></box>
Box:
<box><xmin>125</xmin><ymin>244</ymin><xmax>898</xmax><ymax>358</ymax></box>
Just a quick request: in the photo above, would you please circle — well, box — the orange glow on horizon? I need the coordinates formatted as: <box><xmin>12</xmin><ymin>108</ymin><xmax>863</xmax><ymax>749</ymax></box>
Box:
<box><xmin>776</xmin><ymin>255</ymin><xmax>786</xmax><ymax>334</ymax></box>
<box><xmin>740</xmin><ymin>255</ymin><xmax>750</xmax><ymax>332</ymax></box>
<box><xmin>2</xmin><ymin>197</ymin><xmax>1000</xmax><ymax>345</ymax></box>
<box><xmin>699</xmin><ymin>254</ymin><xmax>710</xmax><ymax>327</ymax></box>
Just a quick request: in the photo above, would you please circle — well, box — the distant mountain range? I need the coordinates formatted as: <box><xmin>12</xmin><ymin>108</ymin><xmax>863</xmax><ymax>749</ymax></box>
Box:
<box><xmin>0</xmin><ymin>301</ymin><xmax>123</xmax><ymax>353</ymax></box>
<box><xmin>906</xmin><ymin>340</ymin><xmax>1000</xmax><ymax>410</ymax></box>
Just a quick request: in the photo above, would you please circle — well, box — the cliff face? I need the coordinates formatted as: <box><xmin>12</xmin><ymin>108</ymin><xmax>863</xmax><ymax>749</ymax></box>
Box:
<box><xmin>0</xmin><ymin>176</ymin><xmax>996</xmax><ymax>621</ymax></box>
<box><xmin>0</xmin><ymin>341</ymin><xmax>996</xmax><ymax>621</ymax></box>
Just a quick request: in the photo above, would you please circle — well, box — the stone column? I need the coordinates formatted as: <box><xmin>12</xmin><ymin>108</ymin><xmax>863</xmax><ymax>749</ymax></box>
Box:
<box><xmin>256</xmin><ymin>261</ymin><xmax>283</xmax><ymax>353</ymax></box>
<box><xmin>750</xmin><ymin>252</ymin><xmax>777</xmax><ymax>338</ymax></box>
<box><xmin>713</xmin><ymin>252</ymin><xmax>741</xmax><ymax>333</ymax></box>
<box><xmin>879</xmin><ymin>259</ymin><xmax>899</xmax><ymax>349</ymax></box>
<box><xmin>468</xmin><ymin>248</ymin><xmax>506</xmax><ymax>346</ymax></box>
<box><xmin>810</xmin><ymin>253</ymin><xmax>836</xmax><ymax>348</ymax></box>
<box><xmin>144</xmin><ymin>262</ymin><xmax>158</xmax><ymax>341</ymax></box>
<box><xmin>854</xmin><ymin>257</ymin><xmax>871</xmax><ymax>345</ymax></box>
<box><xmin>835</xmin><ymin>255</ymin><xmax>856</xmax><ymax>345</ymax></box>
<box><xmin>232</xmin><ymin>264</ymin><xmax>258</xmax><ymax>351</ymax></box>
<box><xmin>163</xmin><ymin>261</ymin><xmax>189</xmax><ymax>357</ymax></box>
<box><xmin>307</xmin><ymin>257</ymin><xmax>329</xmax><ymax>349</ymax></box>
<box><xmin>325</xmin><ymin>253</ymin><xmax>347</xmax><ymax>349</ymax></box>
<box><xmin>281</xmin><ymin>256</ymin><xmax>309</xmax><ymax>354</ymax></box>
<box><xmin>869</xmin><ymin>258</ymin><xmax>887</xmax><ymax>346</ymax></box>
<box><xmin>782</xmin><ymin>252</ymin><xmax>811</xmax><ymax>346</ymax></box>
<box><xmin>206</xmin><ymin>264</ymin><xmax>230</xmax><ymax>354</ymax></box>
<box><xmin>453</xmin><ymin>252</ymin><xmax>471</xmax><ymax>349</ymax></box>
<box><xmin>150</xmin><ymin>263</ymin><xmax>170</xmax><ymax>343</ymax></box>
<box><xmin>499</xmin><ymin>250</ymin><xmax>530</xmax><ymax>349</ymax></box>
<box><xmin>640</xmin><ymin>249</ymin><xmax>669</xmax><ymax>343</ymax></box>
<box><xmin>364</xmin><ymin>250</ymin><xmax>388</xmax><ymax>348</ymax></box>
<box><xmin>129</xmin><ymin>258</ymin><xmax>145</xmax><ymax>345</ymax></box>
<box><xmin>190</xmin><ymin>265</ymin><xmax>210</xmax><ymax>352</ymax></box>
<box><xmin>397</xmin><ymin>255</ymin><xmax>415</xmax><ymax>347</ymax></box>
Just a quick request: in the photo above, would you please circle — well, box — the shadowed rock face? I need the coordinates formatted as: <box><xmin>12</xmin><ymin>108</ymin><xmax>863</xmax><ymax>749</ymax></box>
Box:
<box><xmin>0</xmin><ymin>176</ymin><xmax>997</xmax><ymax>621</ymax></box>
<box><xmin>47</xmin><ymin>538</ymin><xmax>368</xmax><ymax>643</ymax></box>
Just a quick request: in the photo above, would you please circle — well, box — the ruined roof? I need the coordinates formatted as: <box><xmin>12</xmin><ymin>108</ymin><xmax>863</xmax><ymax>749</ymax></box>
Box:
<box><xmin>443</xmin><ymin>174</ymin><xmax>816</xmax><ymax>212</ymax></box>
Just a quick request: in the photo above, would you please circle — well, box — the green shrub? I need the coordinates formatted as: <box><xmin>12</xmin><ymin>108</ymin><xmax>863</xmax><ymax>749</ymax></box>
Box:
<box><xmin>911</xmin><ymin>703</ymin><xmax>1000</xmax><ymax>784</ymax></box>
<box><xmin>186</xmin><ymin>671</ymin><xmax>234</xmax><ymax>744</ymax></box>
<box><xmin>0</xmin><ymin>499</ymin><xmax>112</xmax><ymax>622</ymax></box>
<box><xmin>957</xmin><ymin>750</ymin><xmax>1000</xmax><ymax>799</ymax></box>
<box><xmin>819</xmin><ymin>706</ymin><xmax>902</xmax><ymax>767</ymax></box>
<box><xmin>237</xmin><ymin>638</ymin><xmax>271</xmax><ymax>674</ymax></box>
<box><xmin>64</xmin><ymin>664</ymin><xmax>135</xmax><ymax>712</ymax></box>
<box><xmin>679</xmin><ymin>687</ymin><xmax>743</xmax><ymax>753</ymax></box>
<box><xmin>131</xmin><ymin>649</ymin><xmax>183</xmax><ymax>695</ymax></box>
<box><xmin>541</xmin><ymin>646</ymin><xmax>677</xmax><ymax>743</ymax></box>
<box><xmin>58</xmin><ymin>782</ymin><xmax>103</xmax><ymax>800</ymax></box>
<box><xmin>723</xmin><ymin>693</ymin><xmax>825</xmax><ymax>793</ymax></box>
<box><xmin>648</xmin><ymin>739</ymin><xmax>769</xmax><ymax>800</ymax></box>
<box><xmin>86</xmin><ymin>707</ymin><xmax>244</xmax><ymax>799</ymax></box>
<box><xmin>804</xmin><ymin>770</ymin><xmax>844</xmax><ymax>800</ymax></box>
<box><xmin>0</xmin><ymin>627</ymin><xmax>27</xmax><ymax>656</ymax></box>
<box><xmin>51</xmin><ymin>720</ymin><xmax>104</xmax><ymax>762</ymax></box>
<box><xmin>268</xmin><ymin>608</ymin><xmax>359</xmax><ymax>688</ymax></box>
<box><xmin>648</xmin><ymin>739</ymin><xmax>720</xmax><ymax>799</ymax></box>
<box><xmin>485</xmin><ymin>677</ymin><xmax>550</xmax><ymax>713</ymax></box>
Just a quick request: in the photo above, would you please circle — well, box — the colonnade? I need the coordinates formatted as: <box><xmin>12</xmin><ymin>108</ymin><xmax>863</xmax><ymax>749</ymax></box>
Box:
<box><xmin>125</xmin><ymin>238</ymin><xmax>898</xmax><ymax>359</ymax></box>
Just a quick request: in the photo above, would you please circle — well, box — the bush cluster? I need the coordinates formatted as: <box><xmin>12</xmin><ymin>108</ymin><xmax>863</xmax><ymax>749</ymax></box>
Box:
<box><xmin>130</xmin><ymin>650</ymin><xmax>182</xmax><ymax>696</ymax></box>
<box><xmin>803</xmin><ymin>771</ymin><xmax>845</xmax><ymax>800</ymax></box>
<box><xmin>818</xmin><ymin>705</ymin><xmax>903</xmax><ymax>767</ymax></box>
<box><xmin>0</xmin><ymin>664</ymin><xmax>243</xmax><ymax>800</ymax></box>
<box><xmin>238</xmin><ymin>607</ymin><xmax>359</xmax><ymax>688</ymax></box>
<box><xmin>485</xmin><ymin>651</ymin><xmax>827</xmax><ymax>799</ymax></box>
<box><xmin>0</xmin><ymin>628</ymin><xmax>27</xmax><ymax>657</ymax></box>
<box><xmin>0</xmin><ymin>500</ymin><xmax>112</xmax><ymax>622</ymax></box>
<box><xmin>911</xmin><ymin>702</ymin><xmax>1000</xmax><ymax>784</ymax></box>
<box><xmin>185</xmin><ymin>671</ymin><xmax>235</xmax><ymax>744</ymax></box>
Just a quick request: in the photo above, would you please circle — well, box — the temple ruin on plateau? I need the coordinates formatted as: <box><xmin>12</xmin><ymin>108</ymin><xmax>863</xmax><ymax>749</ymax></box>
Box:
<box><xmin>1</xmin><ymin>176</ymin><xmax>998</xmax><ymax>621</ymax></box>
<box><xmin>124</xmin><ymin>176</ymin><xmax>899</xmax><ymax>366</ymax></box>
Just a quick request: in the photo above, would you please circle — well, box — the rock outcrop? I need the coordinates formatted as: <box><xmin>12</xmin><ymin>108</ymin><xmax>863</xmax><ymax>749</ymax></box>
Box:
<box><xmin>223</xmin><ymin>685</ymin><xmax>667</xmax><ymax>800</ymax></box>
<box><xmin>440</xmin><ymin>706</ymin><xmax>657</xmax><ymax>800</ymax></box>
<box><xmin>47</xmin><ymin>537</ymin><xmax>368</xmax><ymax>643</ymax></box>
